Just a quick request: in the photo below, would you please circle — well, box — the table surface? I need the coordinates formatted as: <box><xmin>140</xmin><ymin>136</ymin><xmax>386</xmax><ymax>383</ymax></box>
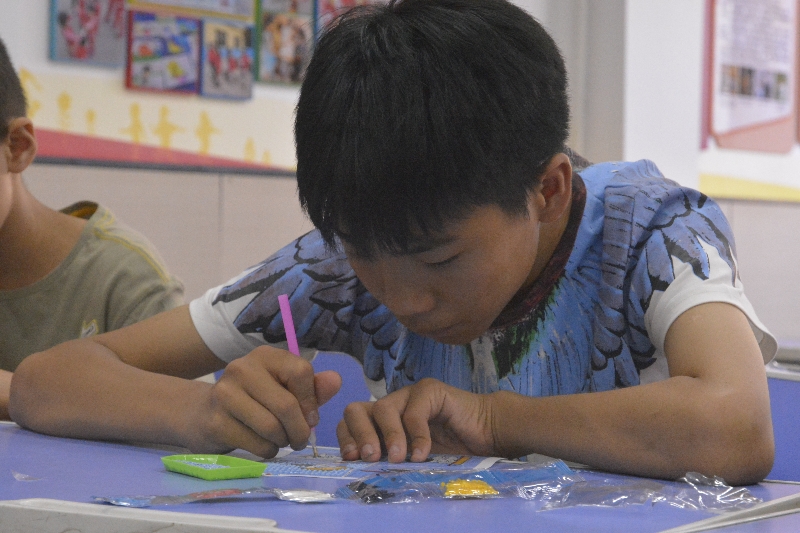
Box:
<box><xmin>2</xmin><ymin>423</ymin><xmax>800</xmax><ymax>533</ymax></box>
<box><xmin>766</xmin><ymin>375</ymin><xmax>800</xmax><ymax>482</ymax></box>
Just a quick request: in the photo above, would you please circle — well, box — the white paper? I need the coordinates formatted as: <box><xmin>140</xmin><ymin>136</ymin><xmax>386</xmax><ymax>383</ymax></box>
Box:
<box><xmin>712</xmin><ymin>0</ymin><xmax>796</xmax><ymax>134</ymax></box>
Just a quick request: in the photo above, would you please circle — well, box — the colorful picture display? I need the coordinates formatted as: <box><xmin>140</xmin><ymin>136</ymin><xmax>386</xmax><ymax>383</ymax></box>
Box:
<box><xmin>50</xmin><ymin>0</ymin><xmax>128</xmax><ymax>66</ymax></box>
<box><xmin>257</xmin><ymin>0</ymin><xmax>313</xmax><ymax>84</ymax></box>
<box><xmin>201</xmin><ymin>19</ymin><xmax>254</xmax><ymax>99</ymax></box>
<box><xmin>125</xmin><ymin>11</ymin><xmax>201</xmax><ymax>93</ymax></box>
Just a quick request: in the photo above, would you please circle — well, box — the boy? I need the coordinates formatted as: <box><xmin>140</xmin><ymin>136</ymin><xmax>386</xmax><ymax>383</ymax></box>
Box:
<box><xmin>0</xmin><ymin>37</ymin><xmax>184</xmax><ymax>418</ymax></box>
<box><xmin>10</xmin><ymin>0</ymin><xmax>776</xmax><ymax>485</ymax></box>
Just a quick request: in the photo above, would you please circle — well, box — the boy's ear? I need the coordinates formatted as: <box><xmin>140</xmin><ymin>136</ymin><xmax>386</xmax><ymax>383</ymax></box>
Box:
<box><xmin>4</xmin><ymin>117</ymin><xmax>37</xmax><ymax>174</ymax></box>
<box><xmin>531</xmin><ymin>152</ymin><xmax>572</xmax><ymax>223</ymax></box>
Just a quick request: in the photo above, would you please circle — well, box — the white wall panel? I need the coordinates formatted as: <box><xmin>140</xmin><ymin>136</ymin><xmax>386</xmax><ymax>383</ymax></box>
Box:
<box><xmin>220</xmin><ymin>175</ymin><xmax>314</xmax><ymax>284</ymax></box>
<box><xmin>624</xmin><ymin>0</ymin><xmax>704</xmax><ymax>187</ymax></box>
<box><xmin>24</xmin><ymin>163</ymin><xmax>222</xmax><ymax>301</ymax></box>
<box><xmin>727</xmin><ymin>201</ymin><xmax>800</xmax><ymax>343</ymax></box>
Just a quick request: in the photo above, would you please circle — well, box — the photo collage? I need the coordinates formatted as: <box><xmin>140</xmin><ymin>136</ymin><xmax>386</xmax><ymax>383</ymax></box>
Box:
<box><xmin>49</xmin><ymin>0</ymin><xmax>388</xmax><ymax>99</ymax></box>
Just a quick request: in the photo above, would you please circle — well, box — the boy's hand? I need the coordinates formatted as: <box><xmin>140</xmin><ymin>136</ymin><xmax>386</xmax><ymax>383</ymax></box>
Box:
<box><xmin>337</xmin><ymin>378</ymin><xmax>496</xmax><ymax>462</ymax></box>
<box><xmin>188</xmin><ymin>347</ymin><xmax>341</xmax><ymax>458</ymax></box>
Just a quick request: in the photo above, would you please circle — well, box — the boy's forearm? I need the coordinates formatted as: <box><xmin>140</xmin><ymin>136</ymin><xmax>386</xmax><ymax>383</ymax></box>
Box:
<box><xmin>491</xmin><ymin>376</ymin><xmax>773</xmax><ymax>485</ymax></box>
<box><xmin>9</xmin><ymin>339</ymin><xmax>208</xmax><ymax>448</ymax></box>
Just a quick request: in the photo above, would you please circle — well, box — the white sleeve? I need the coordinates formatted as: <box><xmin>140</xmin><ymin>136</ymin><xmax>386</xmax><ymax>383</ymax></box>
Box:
<box><xmin>188</xmin><ymin>278</ymin><xmax>315</xmax><ymax>364</ymax></box>
<box><xmin>639</xmin><ymin>238</ymin><xmax>778</xmax><ymax>385</ymax></box>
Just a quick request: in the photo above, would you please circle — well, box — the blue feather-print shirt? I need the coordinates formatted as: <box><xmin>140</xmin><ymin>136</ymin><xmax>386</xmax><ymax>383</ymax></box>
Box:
<box><xmin>190</xmin><ymin>160</ymin><xmax>775</xmax><ymax>397</ymax></box>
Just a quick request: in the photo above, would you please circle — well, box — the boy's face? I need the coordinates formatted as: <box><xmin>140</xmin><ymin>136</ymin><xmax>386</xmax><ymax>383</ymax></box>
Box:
<box><xmin>343</xmin><ymin>200</ymin><xmax>543</xmax><ymax>345</ymax></box>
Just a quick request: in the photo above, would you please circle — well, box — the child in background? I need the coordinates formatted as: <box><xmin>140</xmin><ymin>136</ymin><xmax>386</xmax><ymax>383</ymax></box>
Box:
<box><xmin>0</xmin><ymin>37</ymin><xmax>184</xmax><ymax>418</ymax></box>
<box><xmin>11</xmin><ymin>0</ymin><xmax>775</xmax><ymax>486</ymax></box>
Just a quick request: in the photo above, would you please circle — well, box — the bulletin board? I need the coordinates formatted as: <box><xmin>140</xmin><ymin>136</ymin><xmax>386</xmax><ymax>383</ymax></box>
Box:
<box><xmin>699</xmin><ymin>0</ymin><xmax>800</xmax><ymax>201</ymax></box>
<box><xmin>32</xmin><ymin>0</ymin><xmax>391</xmax><ymax>174</ymax></box>
<box><xmin>38</xmin><ymin>0</ymin><xmax>291</xmax><ymax>174</ymax></box>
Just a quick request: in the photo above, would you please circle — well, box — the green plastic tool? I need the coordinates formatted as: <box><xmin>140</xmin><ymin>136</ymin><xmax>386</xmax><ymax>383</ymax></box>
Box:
<box><xmin>161</xmin><ymin>454</ymin><xmax>266</xmax><ymax>481</ymax></box>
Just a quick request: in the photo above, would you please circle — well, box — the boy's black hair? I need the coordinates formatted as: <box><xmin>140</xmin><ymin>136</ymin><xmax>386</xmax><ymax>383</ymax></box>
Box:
<box><xmin>0</xmin><ymin>38</ymin><xmax>27</xmax><ymax>141</ymax></box>
<box><xmin>295</xmin><ymin>0</ymin><xmax>569</xmax><ymax>256</ymax></box>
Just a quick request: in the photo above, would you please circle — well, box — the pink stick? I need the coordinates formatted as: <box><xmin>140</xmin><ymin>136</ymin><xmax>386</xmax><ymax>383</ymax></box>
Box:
<box><xmin>277</xmin><ymin>294</ymin><xmax>318</xmax><ymax>456</ymax></box>
<box><xmin>278</xmin><ymin>294</ymin><xmax>300</xmax><ymax>356</ymax></box>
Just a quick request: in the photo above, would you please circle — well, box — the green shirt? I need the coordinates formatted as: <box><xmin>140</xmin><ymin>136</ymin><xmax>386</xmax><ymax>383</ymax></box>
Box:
<box><xmin>0</xmin><ymin>203</ymin><xmax>184</xmax><ymax>371</ymax></box>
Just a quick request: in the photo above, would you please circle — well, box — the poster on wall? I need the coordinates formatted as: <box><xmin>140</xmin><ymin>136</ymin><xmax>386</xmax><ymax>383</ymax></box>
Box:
<box><xmin>200</xmin><ymin>18</ymin><xmax>254</xmax><ymax>99</ymax></box>
<box><xmin>706</xmin><ymin>0</ymin><xmax>797</xmax><ymax>153</ymax></box>
<box><xmin>125</xmin><ymin>10</ymin><xmax>201</xmax><ymax>93</ymax></box>
<box><xmin>49</xmin><ymin>0</ymin><xmax>128</xmax><ymax>66</ymax></box>
<box><xmin>256</xmin><ymin>0</ymin><xmax>313</xmax><ymax>84</ymax></box>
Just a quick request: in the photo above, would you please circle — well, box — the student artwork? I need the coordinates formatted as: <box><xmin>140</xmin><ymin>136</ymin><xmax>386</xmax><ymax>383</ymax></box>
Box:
<box><xmin>49</xmin><ymin>0</ymin><xmax>127</xmax><ymax>66</ymax></box>
<box><xmin>256</xmin><ymin>0</ymin><xmax>313</xmax><ymax>84</ymax></box>
<box><xmin>263</xmin><ymin>446</ymin><xmax>501</xmax><ymax>479</ymax></box>
<box><xmin>314</xmin><ymin>0</ymin><xmax>388</xmax><ymax>35</ymax></box>
<box><xmin>125</xmin><ymin>10</ymin><xmax>201</xmax><ymax>93</ymax></box>
<box><xmin>200</xmin><ymin>18</ymin><xmax>254</xmax><ymax>99</ymax></box>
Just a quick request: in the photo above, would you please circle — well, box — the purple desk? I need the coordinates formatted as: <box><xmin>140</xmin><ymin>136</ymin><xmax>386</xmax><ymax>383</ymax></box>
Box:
<box><xmin>767</xmin><ymin>373</ymin><xmax>800</xmax><ymax>482</ymax></box>
<box><xmin>2</xmin><ymin>423</ymin><xmax>800</xmax><ymax>532</ymax></box>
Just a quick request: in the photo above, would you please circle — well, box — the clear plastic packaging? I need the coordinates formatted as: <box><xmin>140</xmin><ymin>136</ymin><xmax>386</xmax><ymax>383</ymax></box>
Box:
<box><xmin>335</xmin><ymin>459</ymin><xmax>581</xmax><ymax>504</ymax></box>
<box><xmin>94</xmin><ymin>456</ymin><xmax>761</xmax><ymax>514</ymax></box>
<box><xmin>335</xmin><ymin>458</ymin><xmax>761</xmax><ymax>514</ymax></box>
<box><xmin>668</xmin><ymin>472</ymin><xmax>763</xmax><ymax>512</ymax></box>
<box><xmin>540</xmin><ymin>471</ymin><xmax>762</xmax><ymax>512</ymax></box>
<box><xmin>93</xmin><ymin>486</ymin><xmax>336</xmax><ymax>507</ymax></box>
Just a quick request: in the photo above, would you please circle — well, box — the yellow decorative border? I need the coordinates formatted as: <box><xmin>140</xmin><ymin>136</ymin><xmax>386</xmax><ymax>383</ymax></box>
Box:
<box><xmin>19</xmin><ymin>69</ymin><xmax>296</xmax><ymax>170</ymax></box>
<box><xmin>699</xmin><ymin>174</ymin><xmax>800</xmax><ymax>203</ymax></box>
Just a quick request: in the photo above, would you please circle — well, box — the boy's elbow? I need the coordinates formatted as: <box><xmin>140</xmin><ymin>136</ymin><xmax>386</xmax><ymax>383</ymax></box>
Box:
<box><xmin>748</xmin><ymin>443</ymin><xmax>775</xmax><ymax>485</ymax></box>
<box><xmin>725</xmin><ymin>423</ymin><xmax>774</xmax><ymax>486</ymax></box>
<box><xmin>8</xmin><ymin>352</ymin><xmax>52</xmax><ymax>430</ymax></box>
<box><xmin>710</xmin><ymin>402</ymin><xmax>774</xmax><ymax>486</ymax></box>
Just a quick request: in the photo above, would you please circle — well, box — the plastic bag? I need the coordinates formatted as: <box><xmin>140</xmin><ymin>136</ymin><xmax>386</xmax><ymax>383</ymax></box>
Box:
<box><xmin>539</xmin><ymin>471</ymin><xmax>762</xmax><ymax>512</ymax></box>
<box><xmin>335</xmin><ymin>459</ymin><xmax>581</xmax><ymax>504</ymax></box>
<box><xmin>93</xmin><ymin>486</ymin><xmax>336</xmax><ymax>507</ymax></box>
<box><xmin>669</xmin><ymin>472</ymin><xmax>763</xmax><ymax>512</ymax></box>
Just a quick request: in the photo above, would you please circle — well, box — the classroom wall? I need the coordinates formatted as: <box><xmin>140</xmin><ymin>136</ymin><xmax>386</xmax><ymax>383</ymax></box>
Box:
<box><xmin>714</xmin><ymin>199</ymin><xmax>800</xmax><ymax>347</ymax></box>
<box><xmin>623</xmin><ymin>0</ymin><xmax>705</xmax><ymax>188</ymax></box>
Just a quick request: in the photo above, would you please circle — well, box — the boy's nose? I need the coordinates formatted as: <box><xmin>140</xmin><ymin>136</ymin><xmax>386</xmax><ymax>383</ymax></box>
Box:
<box><xmin>382</xmin><ymin>288</ymin><xmax>435</xmax><ymax>321</ymax></box>
<box><xmin>373</xmin><ymin>269</ymin><xmax>436</xmax><ymax>320</ymax></box>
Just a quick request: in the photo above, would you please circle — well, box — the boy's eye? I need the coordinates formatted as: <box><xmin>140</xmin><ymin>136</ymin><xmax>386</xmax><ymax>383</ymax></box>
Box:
<box><xmin>425</xmin><ymin>254</ymin><xmax>459</xmax><ymax>267</ymax></box>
